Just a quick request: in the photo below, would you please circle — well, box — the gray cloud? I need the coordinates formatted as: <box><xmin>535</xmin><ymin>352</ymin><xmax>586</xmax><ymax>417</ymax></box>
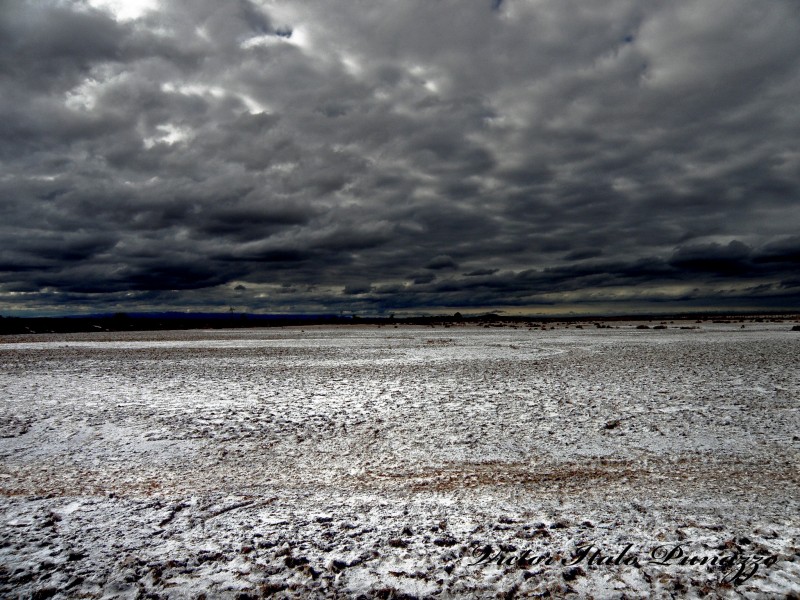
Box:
<box><xmin>1</xmin><ymin>0</ymin><xmax>799</xmax><ymax>315</ymax></box>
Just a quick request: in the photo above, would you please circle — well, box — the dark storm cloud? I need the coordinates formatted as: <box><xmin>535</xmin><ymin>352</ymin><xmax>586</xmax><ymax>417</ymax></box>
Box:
<box><xmin>1</xmin><ymin>0</ymin><xmax>799</xmax><ymax>315</ymax></box>
<box><xmin>670</xmin><ymin>241</ymin><xmax>753</xmax><ymax>276</ymax></box>
<box><xmin>425</xmin><ymin>255</ymin><xmax>458</xmax><ymax>270</ymax></box>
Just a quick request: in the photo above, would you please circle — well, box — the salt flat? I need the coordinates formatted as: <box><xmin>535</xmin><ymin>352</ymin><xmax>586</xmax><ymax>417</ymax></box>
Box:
<box><xmin>1</xmin><ymin>324</ymin><xmax>798</xmax><ymax>598</ymax></box>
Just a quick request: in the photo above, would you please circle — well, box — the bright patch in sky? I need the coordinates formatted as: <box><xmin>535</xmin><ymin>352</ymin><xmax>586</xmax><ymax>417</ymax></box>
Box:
<box><xmin>143</xmin><ymin>123</ymin><xmax>191</xmax><ymax>149</ymax></box>
<box><xmin>161</xmin><ymin>82</ymin><xmax>267</xmax><ymax>115</ymax></box>
<box><xmin>86</xmin><ymin>0</ymin><xmax>157</xmax><ymax>21</ymax></box>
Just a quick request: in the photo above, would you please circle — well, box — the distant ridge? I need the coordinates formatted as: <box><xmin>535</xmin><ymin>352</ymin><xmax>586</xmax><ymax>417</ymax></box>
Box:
<box><xmin>0</xmin><ymin>311</ymin><xmax>797</xmax><ymax>336</ymax></box>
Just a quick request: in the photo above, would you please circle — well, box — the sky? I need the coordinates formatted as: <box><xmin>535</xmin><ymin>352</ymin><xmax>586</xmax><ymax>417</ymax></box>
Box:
<box><xmin>1</xmin><ymin>0</ymin><xmax>799</xmax><ymax>317</ymax></box>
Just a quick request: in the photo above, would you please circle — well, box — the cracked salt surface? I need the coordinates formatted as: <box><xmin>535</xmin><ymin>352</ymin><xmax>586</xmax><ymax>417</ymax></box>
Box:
<box><xmin>0</xmin><ymin>324</ymin><xmax>798</xmax><ymax>598</ymax></box>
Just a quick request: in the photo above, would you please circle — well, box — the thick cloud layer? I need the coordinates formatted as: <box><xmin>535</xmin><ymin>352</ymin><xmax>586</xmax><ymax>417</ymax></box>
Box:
<box><xmin>2</xmin><ymin>0</ymin><xmax>799</xmax><ymax>315</ymax></box>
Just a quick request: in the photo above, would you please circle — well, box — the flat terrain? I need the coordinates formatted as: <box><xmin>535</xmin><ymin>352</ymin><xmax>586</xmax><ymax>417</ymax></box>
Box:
<box><xmin>1</xmin><ymin>324</ymin><xmax>798</xmax><ymax>598</ymax></box>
